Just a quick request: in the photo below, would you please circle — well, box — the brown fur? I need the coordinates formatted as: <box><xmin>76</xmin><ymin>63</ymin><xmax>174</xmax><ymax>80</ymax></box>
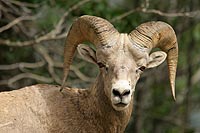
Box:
<box><xmin>0</xmin><ymin>74</ymin><xmax>133</xmax><ymax>133</ymax></box>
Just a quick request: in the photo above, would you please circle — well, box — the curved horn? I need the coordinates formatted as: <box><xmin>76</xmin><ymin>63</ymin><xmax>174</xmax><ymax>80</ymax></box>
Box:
<box><xmin>60</xmin><ymin>15</ymin><xmax>119</xmax><ymax>91</ymax></box>
<box><xmin>129</xmin><ymin>21</ymin><xmax>178</xmax><ymax>100</ymax></box>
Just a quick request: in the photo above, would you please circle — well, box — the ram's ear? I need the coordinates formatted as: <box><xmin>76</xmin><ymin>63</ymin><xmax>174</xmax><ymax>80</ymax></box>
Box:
<box><xmin>146</xmin><ymin>51</ymin><xmax>167</xmax><ymax>68</ymax></box>
<box><xmin>77</xmin><ymin>44</ymin><xmax>97</xmax><ymax>64</ymax></box>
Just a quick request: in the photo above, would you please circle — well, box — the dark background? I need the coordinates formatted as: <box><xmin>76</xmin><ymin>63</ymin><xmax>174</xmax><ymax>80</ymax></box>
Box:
<box><xmin>0</xmin><ymin>0</ymin><xmax>200</xmax><ymax>132</ymax></box>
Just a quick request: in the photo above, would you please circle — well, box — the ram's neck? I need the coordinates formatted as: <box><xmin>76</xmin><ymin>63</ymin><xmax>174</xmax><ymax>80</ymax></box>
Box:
<box><xmin>89</xmin><ymin>73</ymin><xmax>134</xmax><ymax>132</ymax></box>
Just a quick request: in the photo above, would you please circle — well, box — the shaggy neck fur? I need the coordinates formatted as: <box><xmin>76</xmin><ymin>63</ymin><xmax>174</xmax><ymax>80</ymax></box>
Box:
<box><xmin>87</xmin><ymin>73</ymin><xmax>134</xmax><ymax>132</ymax></box>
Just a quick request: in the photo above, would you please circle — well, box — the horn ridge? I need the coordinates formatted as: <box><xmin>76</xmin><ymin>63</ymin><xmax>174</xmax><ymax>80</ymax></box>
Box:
<box><xmin>129</xmin><ymin>21</ymin><xmax>178</xmax><ymax>100</ymax></box>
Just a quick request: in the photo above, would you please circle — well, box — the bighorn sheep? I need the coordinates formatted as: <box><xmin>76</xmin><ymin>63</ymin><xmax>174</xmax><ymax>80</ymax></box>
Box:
<box><xmin>0</xmin><ymin>15</ymin><xmax>178</xmax><ymax>132</ymax></box>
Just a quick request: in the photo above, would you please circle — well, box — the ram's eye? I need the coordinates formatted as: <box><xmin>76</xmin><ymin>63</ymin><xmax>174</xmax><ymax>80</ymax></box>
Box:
<box><xmin>97</xmin><ymin>62</ymin><xmax>109</xmax><ymax>72</ymax></box>
<box><xmin>139</xmin><ymin>66</ymin><xmax>146</xmax><ymax>71</ymax></box>
<box><xmin>97</xmin><ymin>62</ymin><xmax>106</xmax><ymax>68</ymax></box>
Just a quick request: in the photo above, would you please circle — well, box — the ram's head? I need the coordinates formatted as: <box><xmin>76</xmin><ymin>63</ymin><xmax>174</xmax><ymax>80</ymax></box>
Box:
<box><xmin>61</xmin><ymin>15</ymin><xmax>178</xmax><ymax>111</ymax></box>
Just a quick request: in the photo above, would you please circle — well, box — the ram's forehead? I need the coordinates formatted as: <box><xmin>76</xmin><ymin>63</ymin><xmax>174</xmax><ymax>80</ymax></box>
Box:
<box><xmin>96</xmin><ymin>34</ymin><xmax>149</xmax><ymax>62</ymax></box>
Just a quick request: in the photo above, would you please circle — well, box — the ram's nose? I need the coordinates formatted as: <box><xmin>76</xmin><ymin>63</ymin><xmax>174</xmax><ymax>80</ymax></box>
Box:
<box><xmin>112</xmin><ymin>88</ymin><xmax>130</xmax><ymax>98</ymax></box>
<box><xmin>111</xmin><ymin>80</ymin><xmax>132</xmax><ymax>111</ymax></box>
<box><xmin>111</xmin><ymin>80</ymin><xmax>132</xmax><ymax>98</ymax></box>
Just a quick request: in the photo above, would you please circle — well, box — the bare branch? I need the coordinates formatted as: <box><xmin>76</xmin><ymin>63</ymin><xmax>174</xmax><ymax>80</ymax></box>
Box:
<box><xmin>71</xmin><ymin>66</ymin><xmax>95</xmax><ymax>82</ymax></box>
<box><xmin>143</xmin><ymin>9</ymin><xmax>199</xmax><ymax>17</ymax></box>
<box><xmin>54</xmin><ymin>60</ymin><xmax>95</xmax><ymax>82</ymax></box>
<box><xmin>0</xmin><ymin>15</ymin><xmax>37</xmax><ymax>33</ymax></box>
<box><xmin>51</xmin><ymin>0</ymin><xmax>91</xmax><ymax>35</ymax></box>
<box><xmin>8</xmin><ymin>0</ymin><xmax>39</xmax><ymax>8</ymax></box>
<box><xmin>1</xmin><ymin>0</ymin><xmax>33</xmax><ymax>15</ymax></box>
<box><xmin>34</xmin><ymin>45</ymin><xmax>61</xmax><ymax>84</ymax></box>
<box><xmin>0</xmin><ymin>73</ymin><xmax>53</xmax><ymax>87</ymax></box>
<box><xmin>111</xmin><ymin>8</ymin><xmax>140</xmax><ymax>22</ymax></box>
<box><xmin>111</xmin><ymin>8</ymin><xmax>200</xmax><ymax>22</ymax></box>
<box><xmin>0</xmin><ymin>33</ymin><xmax>67</xmax><ymax>47</ymax></box>
<box><xmin>0</xmin><ymin>60</ymin><xmax>45</xmax><ymax>70</ymax></box>
<box><xmin>0</xmin><ymin>0</ymin><xmax>91</xmax><ymax>47</ymax></box>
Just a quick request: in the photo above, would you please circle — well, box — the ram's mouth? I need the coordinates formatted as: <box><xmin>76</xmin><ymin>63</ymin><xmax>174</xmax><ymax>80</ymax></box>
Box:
<box><xmin>114</xmin><ymin>102</ymin><xmax>128</xmax><ymax>107</ymax></box>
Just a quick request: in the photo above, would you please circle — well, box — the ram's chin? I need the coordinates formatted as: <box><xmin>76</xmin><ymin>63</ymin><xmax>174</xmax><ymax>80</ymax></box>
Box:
<box><xmin>112</xmin><ymin>103</ymin><xmax>129</xmax><ymax>111</ymax></box>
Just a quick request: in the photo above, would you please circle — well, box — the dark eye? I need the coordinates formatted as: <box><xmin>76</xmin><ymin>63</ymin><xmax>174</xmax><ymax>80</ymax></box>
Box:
<box><xmin>97</xmin><ymin>62</ymin><xmax>109</xmax><ymax>72</ymax></box>
<box><xmin>97</xmin><ymin>62</ymin><xmax>106</xmax><ymax>68</ymax></box>
<box><xmin>139</xmin><ymin>66</ymin><xmax>146</xmax><ymax>71</ymax></box>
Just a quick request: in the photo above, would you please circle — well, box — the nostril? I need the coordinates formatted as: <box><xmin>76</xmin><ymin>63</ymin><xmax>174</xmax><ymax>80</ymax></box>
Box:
<box><xmin>112</xmin><ymin>89</ymin><xmax>121</xmax><ymax>97</ymax></box>
<box><xmin>122</xmin><ymin>90</ymin><xmax>130</xmax><ymax>96</ymax></box>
